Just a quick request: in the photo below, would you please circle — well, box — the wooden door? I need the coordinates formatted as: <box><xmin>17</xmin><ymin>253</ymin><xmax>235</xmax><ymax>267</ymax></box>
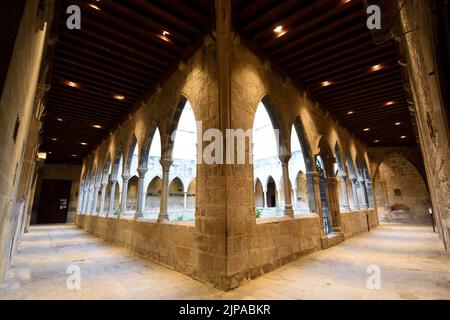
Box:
<box><xmin>36</xmin><ymin>179</ymin><xmax>72</xmax><ymax>224</ymax></box>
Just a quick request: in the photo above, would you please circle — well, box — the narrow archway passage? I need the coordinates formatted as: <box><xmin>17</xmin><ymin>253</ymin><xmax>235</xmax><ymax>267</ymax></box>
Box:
<box><xmin>1</xmin><ymin>223</ymin><xmax>449</xmax><ymax>299</ymax></box>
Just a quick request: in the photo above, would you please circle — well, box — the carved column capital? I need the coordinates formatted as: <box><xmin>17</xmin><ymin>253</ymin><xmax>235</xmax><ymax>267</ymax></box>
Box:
<box><xmin>160</xmin><ymin>159</ymin><xmax>173</xmax><ymax>172</ymax></box>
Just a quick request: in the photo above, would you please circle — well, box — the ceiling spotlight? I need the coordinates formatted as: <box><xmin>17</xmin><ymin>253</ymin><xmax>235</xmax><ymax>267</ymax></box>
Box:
<box><xmin>321</xmin><ymin>81</ymin><xmax>333</xmax><ymax>87</ymax></box>
<box><xmin>395</xmin><ymin>122</ymin><xmax>402</xmax><ymax>126</ymax></box>
<box><xmin>48</xmin><ymin>151</ymin><xmax>53</xmax><ymax>154</ymax></box>
<box><xmin>400</xmin><ymin>135</ymin><xmax>407</xmax><ymax>139</ymax></box>
<box><xmin>57</xmin><ymin>118</ymin><xmax>63</xmax><ymax>122</ymax></box>
<box><xmin>51</xmin><ymin>138</ymin><xmax>58</xmax><ymax>141</ymax></box>
<box><xmin>370</xmin><ymin>64</ymin><xmax>384</xmax><ymax>72</ymax></box>
<box><xmin>64</xmin><ymin>80</ymin><xmax>80</xmax><ymax>88</ymax></box>
<box><xmin>80</xmin><ymin>142</ymin><xmax>88</xmax><ymax>146</ymax></box>
<box><xmin>158</xmin><ymin>31</ymin><xmax>171</xmax><ymax>42</ymax></box>
<box><xmin>113</xmin><ymin>94</ymin><xmax>126</xmax><ymax>101</ymax></box>
<box><xmin>384</xmin><ymin>101</ymin><xmax>396</xmax><ymax>106</ymax></box>
<box><xmin>373</xmin><ymin>140</ymin><xmax>380</xmax><ymax>143</ymax></box>
<box><xmin>37</xmin><ymin>152</ymin><xmax>47</xmax><ymax>160</ymax></box>
<box><xmin>72</xmin><ymin>154</ymin><xmax>78</xmax><ymax>157</ymax></box>
<box><xmin>92</xmin><ymin>124</ymin><xmax>103</xmax><ymax>129</ymax></box>
<box><xmin>162</xmin><ymin>31</ymin><xmax>170</xmax><ymax>36</ymax></box>
<box><xmin>363</xmin><ymin>128</ymin><xmax>371</xmax><ymax>132</ymax></box>
<box><xmin>347</xmin><ymin>111</ymin><xmax>354</xmax><ymax>115</ymax></box>
<box><xmin>88</xmin><ymin>4</ymin><xmax>101</xmax><ymax>10</ymax></box>
<box><xmin>273</xmin><ymin>25</ymin><xmax>287</xmax><ymax>38</ymax></box>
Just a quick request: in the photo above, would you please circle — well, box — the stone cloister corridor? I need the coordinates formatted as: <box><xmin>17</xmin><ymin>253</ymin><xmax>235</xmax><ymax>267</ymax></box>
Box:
<box><xmin>1</xmin><ymin>222</ymin><xmax>449</xmax><ymax>300</ymax></box>
<box><xmin>1</xmin><ymin>0</ymin><xmax>449</xmax><ymax>304</ymax></box>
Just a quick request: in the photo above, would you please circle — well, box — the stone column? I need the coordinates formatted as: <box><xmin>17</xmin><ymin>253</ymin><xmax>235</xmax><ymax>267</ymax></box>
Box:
<box><xmin>306</xmin><ymin>172</ymin><xmax>318</xmax><ymax>213</ymax></box>
<box><xmin>158</xmin><ymin>159</ymin><xmax>173</xmax><ymax>222</ymax></box>
<box><xmin>78</xmin><ymin>188</ymin><xmax>85</xmax><ymax>213</ymax></box>
<box><xmin>135</xmin><ymin>168</ymin><xmax>148</xmax><ymax>219</ymax></box>
<box><xmin>120</xmin><ymin>174</ymin><xmax>130</xmax><ymax>217</ymax></box>
<box><xmin>350</xmin><ymin>179</ymin><xmax>360</xmax><ymax>210</ymax></box>
<box><xmin>280</xmin><ymin>156</ymin><xmax>294</xmax><ymax>217</ymax></box>
<box><xmin>92</xmin><ymin>183</ymin><xmax>100</xmax><ymax>215</ymax></box>
<box><xmin>87</xmin><ymin>186</ymin><xmax>94</xmax><ymax>214</ymax></box>
<box><xmin>82</xmin><ymin>186</ymin><xmax>89</xmax><ymax>214</ymax></box>
<box><xmin>361</xmin><ymin>179</ymin><xmax>370</xmax><ymax>209</ymax></box>
<box><xmin>184</xmin><ymin>191</ymin><xmax>188</xmax><ymax>209</ymax></box>
<box><xmin>98</xmin><ymin>182</ymin><xmax>107</xmax><ymax>216</ymax></box>
<box><xmin>107</xmin><ymin>179</ymin><xmax>117</xmax><ymax>217</ymax></box>
<box><xmin>340</xmin><ymin>176</ymin><xmax>351</xmax><ymax>211</ymax></box>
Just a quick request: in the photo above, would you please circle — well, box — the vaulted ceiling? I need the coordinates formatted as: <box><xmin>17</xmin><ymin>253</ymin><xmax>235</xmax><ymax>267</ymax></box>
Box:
<box><xmin>40</xmin><ymin>0</ymin><xmax>415</xmax><ymax>163</ymax></box>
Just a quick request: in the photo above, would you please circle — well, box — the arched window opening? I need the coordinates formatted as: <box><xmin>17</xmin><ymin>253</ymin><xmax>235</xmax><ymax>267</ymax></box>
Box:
<box><xmin>169</xmin><ymin>101</ymin><xmax>197</xmax><ymax>221</ymax></box>
<box><xmin>363</xmin><ymin>161</ymin><xmax>374</xmax><ymax>208</ymax></box>
<box><xmin>355</xmin><ymin>158</ymin><xmax>367</xmax><ymax>209</ymax></box>
<box><xmin>122</xmin><ymin>139</ymin><xmax>139</xmax><ymax>216</ymax></box>
<box><xmin>126</xmin><ymin>176</ymin><xmax>139</xmax><ymax>212</ymax></box>
<box><xmin>346</xmin><ymin>157</ymin><xmax>359</xmax><ymax>210</ymax></box>
<box><xmin>186</xmin><ymin>178</ymin><xmax>196</xmax><ymax>211</ymax></box>
<box><xmin>111</xmin><ymin>154</ymin><xmax>123</xmax><ymax>216</ymax></box>
<box><xmin>142</xmin><ymin>128</ymin><xmax>162</xmax><ymax>219</ymax></box>
<box><xmin>335</xmin><ymin>144</ymin><xmax>350</xmax><ymax>212</ymax></box>
<box><xmin>289</xmin><ymin>124</ymin><xmax>310</xmax><ymax>214</ymax></box>
<box><xmin>146</xmin><ymin>176</ymin><xmax>162</xmax><ymax>219</ymax></box>
<box><xmin>253</xmin><ymin>102</ymin><xmax>282</xmax><ymax>218</ymax></box>
<box><xmin>104</xmin><ymin>181</ymin><xmax>111</xmax><ymax>214</ymax></box>
<box><xmin>254</xmin><ymin>179</ymin><xmax>264</xmax><ymax>208</ymax></box>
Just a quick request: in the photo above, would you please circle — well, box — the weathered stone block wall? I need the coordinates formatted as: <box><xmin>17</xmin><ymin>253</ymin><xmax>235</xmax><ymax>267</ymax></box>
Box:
<box><xmin>341</xmin><ymin>210</ymin><xmax>378</xmax><ymax>239</ymax></box>
<box><xmin>248</xmin><ymin>215</ymin><xmax>322</xmax><ymax>278</ymax></box>
<box><xmin>0</xmin><ymin>0</ymin><xmax>51</xmax><ymax>284</ymax></box>
<box><xmin>75</xmin><ymin>215</ymin><xmax>197</xmax><ymax>277</ymax></box>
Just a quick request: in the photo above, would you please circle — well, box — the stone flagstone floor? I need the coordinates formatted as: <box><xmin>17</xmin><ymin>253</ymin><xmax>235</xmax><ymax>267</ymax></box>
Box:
<box><xmin>1</xmin><ymin>223</ymin><xmax>449</xmax><ymax>300</ymax></box>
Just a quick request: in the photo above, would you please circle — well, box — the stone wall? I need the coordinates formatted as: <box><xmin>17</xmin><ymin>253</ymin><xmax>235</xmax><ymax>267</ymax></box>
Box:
<box><xmin>75</xmin><ymin>215</ymin><xmax>197</xmax><ymax>277</ymax></box>
<box><xmin>0</xmin><ymin>0</ymin><xmax>53</xmax><ymax>284</ymax></box>
<box><xmin>341</xmin><ymin>210</ymin><xmax>379</xmax><ymax>239</ymax></box>
<box><xmin>373</xmin><ymin>153</ymin><xmax>431</xmax><ymax>224</ymax></box>
<box><xmin>395</xmin><ymin>0</ymin><xmax>450</xmax><ymax>252</ymax></box>
<box><xmin>30</xmin><ymin>164</ymin><xmax>82</xmax><ymax>224</ymax></box>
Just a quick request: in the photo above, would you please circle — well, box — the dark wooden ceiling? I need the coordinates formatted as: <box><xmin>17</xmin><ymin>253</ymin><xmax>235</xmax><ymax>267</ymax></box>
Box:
<box><xmin>42</xmin><ymin>0</ymin><xmax>211</xmax><ymax>163</ymax></box>
<box><xmin>234</xmin><ymin>0</ymin><xmax>415</xmax><ymax>147</ymax></box>
<box><xmin>41</xmin><ymin>0</ymin><xmax>415</xmax><ymax>163</ymax></box>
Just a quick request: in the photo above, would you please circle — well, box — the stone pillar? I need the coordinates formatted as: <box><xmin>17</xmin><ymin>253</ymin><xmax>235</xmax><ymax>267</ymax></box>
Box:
<box><xmin>325</xmin><ymin>176</ymin><xmax>341</xmax><ymax>231</ymax></box>
<box><xmin>82</xmin><ymin>186</ymin><xmax>89</xmax><ymax>214</ymax></box>
<box><xmin>280</xmin><ymin>156</ymin><xmax>294</xmax><ymax>217</ymax></box>
<box><xmin>340</xmin><ymin>176</ymin><xmax>351</xmax><ymax>211</ymax></box>
<box><xmin>98</xmin><ymin>182</ymin><xmax>107</xmax><ymax>216</ymax></box>
<box><xmin>120</xmin><ymin>174</ymin><xmax>130</xmax><ymax>217</ymax></box>
<box><xmin>361</xmin><ymin>179</ymin><xmax>370</xmax><ymax>209</ymax></box>
<box><xmin>87</xmin><ymin>186</ymin><xmax>94</xmax><ymax>214</ymax></box>
<box><xmin>107</xmin><ymin>179</ymin><xmax>117</xmax><ymax>217</ymax></box>
<box><xmin>92</xmin><ymin>183</ymin><xmax>100</xmax><ymax>215</ymax></box>
<box><xmin>184</xmin><ymin>191</ymin><xmax>188</xmax><ymax>209</ymax></box>
<box><xmin>351</xmin><ymin>179</ymin><xmax>361</xmax><ymax>210</ymax></box>
<box><xmin>158</xmin><ymin>159</ymin><xmax>173</xmax><ymax>222</ymax></box>
<box><xmin>135</xmin><ymin>168</ymin><xmax>148</xmax><ymax>219</ymax></box>
<box><xmin>78</xmin><ymin>188</ymin><xmax>85</xmax><ymax>213</ymax></box>
<box><xmin>306</xmin><ymin>172</ymin><xmax>318</xmax><ymax>213</ymax></box>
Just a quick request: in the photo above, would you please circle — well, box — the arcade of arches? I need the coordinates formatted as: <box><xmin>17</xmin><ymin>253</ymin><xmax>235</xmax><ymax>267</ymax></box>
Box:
<box><xmin>0</xmin><ymin>0</ymin><xmax>449</xmax><ymax>294</ymax></box>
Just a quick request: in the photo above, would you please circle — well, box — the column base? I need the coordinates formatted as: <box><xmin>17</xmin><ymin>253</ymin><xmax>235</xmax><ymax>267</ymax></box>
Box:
<box><xmin>284</xmin><ymin>207</ymin><xmax>294</xmax><ymax>218</ymax></box>
<box><xmin>157</xmin><ymin>214</ymin><xmax>169</xmax><ymax>222</ymax></box>
<box><xmin>134</xmin><ymin>212</ymin><xmax>144</xmax><ymax>219</ymax></box>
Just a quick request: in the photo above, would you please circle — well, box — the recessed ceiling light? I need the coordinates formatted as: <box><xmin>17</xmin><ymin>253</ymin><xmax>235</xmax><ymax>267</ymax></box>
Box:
<box><xmin>88</xmin><ymin>4</ymin><xmax>100</xmax><ymax>10</ymax></box>
<box><xmin>72</xmin><ymin>154</ymin><xmax>78</xmax><ymax>157</ymax></box>
<box><xmin>363</xmin><ymin>128</ymin><xmax>371</xmax><ymax>132</ymax></box>
<box><xmin>395</xmin><ymin>122</ymin><xmax>402</xmax><ymax>126</ymax></box>
<box><xmin>80</xmin><ymin>142</ymin><xmax>88</xmax><ymax>146</ymax></box>
<box><xmin>48</xmin><ymin>151</ymin><xmax>52</xmax><ymax>154</ymax></box>
<box><xmin>113</xmin><ymin>94</ymin><xmax>126</xmax><ymax>101</ymax></box>
<box><xmin>92</xmin><ymin>124</ymin><xmax>103</xmax><ymax>129</ymax></box>
<box><xmin>51</xmin><ymin>138</ymin><xmax>58</xmax><ymax>141</ymax></box>
<box><xmin>384</xmin><ymin>101</ymin><xmax>396</xmax><ymax>106</ymax></box>
<box><xmin>321</xmin><ymin>81</ymin><xmax>333</xmax><ymax>87</ymax></box>
<box><xmin>347</xmin><ymin>111</ymin><xmax>354</xmax><ymax>115</ymax></box>
<box><xmin>64</xmin><ymin>80</ymin><xmax>80</xmax><ymax>88</ymax></box>
<box><xmin>158</xmin><ymin>31</ymin><xmax>171</xmax><ymax>42</ymax></box>
<box><xmin>162</xmin><ymin>31</ymin><xmax>170</xmax><ymax>36</ymax></box>
<box><xmin>400</xmin><ymin>135</ymin><xmax>407</xmax><ymax>139</ymax></box>
<box><xmin>370</xmin><ymin>64</ymin><xmax>384</xmax><ymax>72</ymax></box>
<box><xmin>273</xmin><ymin>25</ymin><xmax>287</xmax><ymax>38</ymax></box>
<box><xmin>374</xmin><ymin>140</ymin><xmax>381</xmax><ymax>143</ymax></box>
